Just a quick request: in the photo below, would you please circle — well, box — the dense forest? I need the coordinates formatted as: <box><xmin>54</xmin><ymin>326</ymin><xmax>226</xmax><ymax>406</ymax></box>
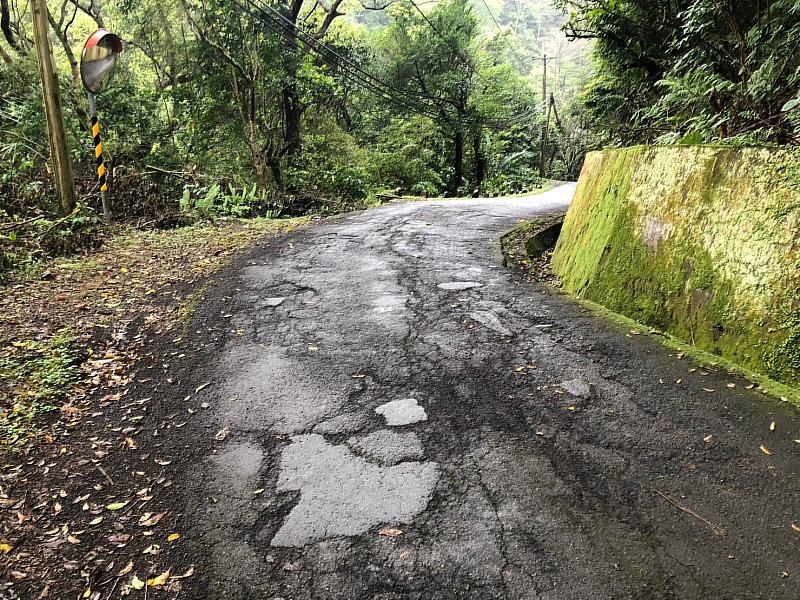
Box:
<box><xmin>1</xmin><ymin>0</ymin><xmax>799</xmax><ymax>275</ymax></box>
<box><xmin>557</xmin><ymin>0</ymin><xmax>800</xmax><ymax>145</ymax></box>
<box><xmin>0</xmin><ymin>0</ymin><xmax>590</xmax><ymax>274</ymax></box>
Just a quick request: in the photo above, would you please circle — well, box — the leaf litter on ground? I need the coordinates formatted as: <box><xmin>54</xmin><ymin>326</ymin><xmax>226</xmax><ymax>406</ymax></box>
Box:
<box><xmin>0</xmin><ymin>218</ymin><xmax>303</xmax><ymax>597</ymax></box>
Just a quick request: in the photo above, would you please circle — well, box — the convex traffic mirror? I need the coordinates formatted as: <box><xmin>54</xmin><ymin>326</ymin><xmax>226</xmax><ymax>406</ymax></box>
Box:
<box><xmin>80</xmin><ymin>29</ymin><xmax>123</xmax><ymax>94</ymax></box>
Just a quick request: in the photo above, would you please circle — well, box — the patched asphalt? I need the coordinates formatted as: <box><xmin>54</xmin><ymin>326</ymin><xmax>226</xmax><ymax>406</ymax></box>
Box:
<box><xmin>172</xmin><ymin>185</ymin><xmax>800</xmax><ymax>599</ymax></box>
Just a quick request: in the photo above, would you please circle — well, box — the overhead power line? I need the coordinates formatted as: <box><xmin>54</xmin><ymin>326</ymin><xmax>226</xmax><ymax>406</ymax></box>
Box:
<box><xmin>238</xmin><ymin>0</ymin><xmax>446</xmax><ymax>121</ymax></box>
<box><xmin>230</xmin><ymin>0</ymin><xmax>536</xmax><ymax>127</ymax></box>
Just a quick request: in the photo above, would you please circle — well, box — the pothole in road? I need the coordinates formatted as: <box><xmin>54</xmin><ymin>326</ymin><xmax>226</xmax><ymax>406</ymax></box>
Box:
<box><xmin>270</xmin><ymin>434</ymin><xmax>438</xmax><ymax>548</ymax></box>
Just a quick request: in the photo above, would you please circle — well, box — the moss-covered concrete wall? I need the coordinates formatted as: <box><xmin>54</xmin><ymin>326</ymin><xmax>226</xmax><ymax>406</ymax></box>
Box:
<box><xmin>552</xmin><ymin>146</ymin><xmax>800</xmax><ymax>387</ymax></box>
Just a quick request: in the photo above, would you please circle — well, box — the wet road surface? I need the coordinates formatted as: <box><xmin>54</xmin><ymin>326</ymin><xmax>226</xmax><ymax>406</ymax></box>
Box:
<box><xmin>178</xmin><ymin>185</ymin><xmax>800</xmax><ymax>599</ymax></box>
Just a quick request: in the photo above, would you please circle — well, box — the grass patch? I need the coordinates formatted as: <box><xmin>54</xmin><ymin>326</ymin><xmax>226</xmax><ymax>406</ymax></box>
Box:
<box><xmin>0</xmin><ymin>329</ymin><xmax>81</xmax><ymax>447</ymax></box>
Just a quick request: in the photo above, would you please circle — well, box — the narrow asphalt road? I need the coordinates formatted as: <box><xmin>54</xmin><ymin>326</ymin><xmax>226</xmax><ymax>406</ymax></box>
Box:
<box><xmin>177</xmin><ymin>185</ymin><xmax>800</xmax><ymax>599</ymax></box>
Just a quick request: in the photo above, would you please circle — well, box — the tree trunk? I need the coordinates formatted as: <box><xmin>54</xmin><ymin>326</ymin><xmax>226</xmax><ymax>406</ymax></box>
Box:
<box><xmin>31</xmin><ymin>0</ymin><xmax>76</xmax><ymax>215</ymax></box>
<box><xmin>281</xmin><ymin>0</ymin><xmax>304</xmax><ymax>162</ymax></box>
<box><xmin>448</xmin><ymin>128</ymin><xmax>464</xmax><ymax>197</ymax></box>
<box><xmin>473</xmin><ymin>128</ymin><xmax>485</xmax><ymax>196</ymax></box>
<box><xmin>1</xmin><ymin>0</ymin><xmax>19</xmax><ymax>52</ymax></box>
<box><xmin>282</xmin><ymin>78</ymin><xmax>302</xmax><ymax>159</ymax></box>
<box><xmin>268</xmin><ymin>158</ymin><xmax>284</xmax><ymax>192</ymax></box>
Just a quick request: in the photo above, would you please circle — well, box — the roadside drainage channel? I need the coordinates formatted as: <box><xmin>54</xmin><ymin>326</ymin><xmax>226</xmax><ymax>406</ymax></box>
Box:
<box><xmin>500</xmin><ymin>213</ymin><xmax>566</xmax><ymax>282</ymax></box>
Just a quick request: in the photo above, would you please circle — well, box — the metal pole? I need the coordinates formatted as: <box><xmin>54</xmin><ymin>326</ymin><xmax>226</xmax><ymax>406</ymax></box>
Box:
<box><xmin>87</xmin><ymin>91</ymin><xmax>111</xmax><ymax>223</ymax></box>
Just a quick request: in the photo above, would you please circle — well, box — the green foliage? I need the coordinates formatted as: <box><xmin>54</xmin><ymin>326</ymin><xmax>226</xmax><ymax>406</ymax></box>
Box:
<box><xmin>179</xmin><ymin>183</ymin><xmax>275</xmax><ymax>218</ymax></box>
<box><xmin>485</xmin><ymin>150</ymin><xmax>543</xmax><ymax>195</ymax></box>
<box><xmin>0</xmin><ymin>0</ymin><xmax>583</xmax><ymax>274</ymax></box>
<box><xmin>560</xmin><ymin>0</ymin><xmax>800</xmax><ymax>145</ymax></box>
<box><xmin>0</xmin><ymin>330</ymin><xmax>81</xmax><ymax>447</ymax></box>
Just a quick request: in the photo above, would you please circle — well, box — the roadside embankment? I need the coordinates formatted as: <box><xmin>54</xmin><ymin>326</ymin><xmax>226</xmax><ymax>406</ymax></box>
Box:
<box><xmin>551</xmin><ymin>146</ymin><xmax>800</xmax><ymax>389</ymax></box>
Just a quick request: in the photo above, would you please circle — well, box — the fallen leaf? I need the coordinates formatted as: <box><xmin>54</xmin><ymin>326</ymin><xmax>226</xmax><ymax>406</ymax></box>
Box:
<box><xmin>0</xmin><ymin>543</ymin><xmax>12</xmax><ymax>553</ymax></box>
<box><xmin>67</xmin><ymin>535</ymin><xmax>81</xmax><ymax>544</ymax></box>
<box><xmin>760</xmin><ymin>445</ymin><xmax>772</xmax><ymax>455</ymax></box>
<box><xmin>89</xmin><ymin>516</ymin><xmax>103</xmax><ymax>526</ymax></box>
<box><xmin>142</xmin><ymin>544</ymin><xmax>161</xmax><ymax>555</ymax></box>
<box><xmin>253</xmin><ymin>489</ymin><xmax>265</xmax><ymax>495</ymax></box>
<box><xmin>214</xmin><ymin>427</ymin><xmax>230</xmax><ymax>441</ymax></box>
<box><xmin>171</xmin><ymin>565</ymin><xmax>195</xmax><ymax>579</ymax></box>
<box><xmin>106</xmin><ymin>501</ymin><xmax>127</xmax><ymax>511</ymax></box>
<box><xmin>167</xmin><ymin>532</ymin><xmax>181</xmax><ymax>542</ymax></box>
<box><xmin>117</xmin><ymin>561</ymin><xmax>134</xmax><ymax>577</ymax></box>
<box><xmin>139</xmin><ymin>512</ymin><xmax>166</xmax><ymax>527</ymax></box>
<box><xmin>791</xmin><ymin>522</ymin><xmax>800</xmax><ymax>533</ymax></box>
<box><xmin>147</xmin><ymin>570</ymin><xmax>171</xmax><ymax>587</ymax></box>
<box><xmin>702</xmin><ymin>388</ymin><xmax>715</xmax><ymax>393</ymax></box>
<box><xmin>770</xmin><ymin>421</ymin><xmax>776</xmax><ymax>431</ymax></box>
<box><xmin>703</xmin><ymin>435</ymin><xmax>713</xmax><ymax>443</ymax></box>
<box><xmin>308</xmin><ymin>345</ymin><xmax>319</xmax><ymax>352</ymax></box>
<box><xmin>195</xmin><ymin>382</ymin><xmax>211</xmax><ymax>394</ymax></box>
<box><xmin>567</xmin><ymin>406</ymin><xmax>576</xmax><ymax>412</ymax></box>
<box><xmin>130</xmin><ymin>575</ymin><xmax>145</xmax><ymax>590</ymax></box>
<box><xmin>727</xmin><ymin>383</ymin><xmax>736</xmax><ymax>389</ymax></box>
<box><xmin>378</xmin><ymin>527</ymin><xmax>403</xmax><ymax>537</ymax></box>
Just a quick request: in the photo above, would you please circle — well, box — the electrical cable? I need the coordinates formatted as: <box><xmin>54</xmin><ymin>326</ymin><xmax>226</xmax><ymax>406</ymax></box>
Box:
<box><xmin>232</xmin><ymin>0</ymin><xmax>536</xmax><ymax>127</ymax></box>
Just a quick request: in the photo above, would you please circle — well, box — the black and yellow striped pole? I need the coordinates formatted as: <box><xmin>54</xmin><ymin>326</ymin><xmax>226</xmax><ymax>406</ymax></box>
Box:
<box><xmin>80</xmin><ymin>29</ymin><xmax>123</xmax><ymax>224</ymax></box>
<box><xmin>88</xmin><ymin>92</ymin><xmax>111</xmax><ymax>223</ymax></box>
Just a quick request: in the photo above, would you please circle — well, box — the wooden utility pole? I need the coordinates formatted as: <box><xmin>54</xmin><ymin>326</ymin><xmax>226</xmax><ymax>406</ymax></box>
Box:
<box><xmin>539</xmin><ymin>55</ymin><xmax>549</xmax><ymax>179</ymax></box>
<box><xmin>31</xmin><ymin>0</ymin><xmax>76</xmax><ymax>216</ymax></box>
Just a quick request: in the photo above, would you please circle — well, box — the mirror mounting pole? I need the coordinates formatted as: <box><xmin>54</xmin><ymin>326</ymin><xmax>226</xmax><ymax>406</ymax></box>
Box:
<box><xmin>80</xmin><ymin>29</ymin><xmax>122</xmax><ymax>225</ymax></box>
<box><xmin>86</xmin><ymin>91</ymin><xmax>110</xmax><ymax>224</ymax></box>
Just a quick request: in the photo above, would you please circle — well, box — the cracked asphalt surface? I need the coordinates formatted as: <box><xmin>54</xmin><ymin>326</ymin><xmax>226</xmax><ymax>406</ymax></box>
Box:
<box><xmin>176</xmin><ymin>185</ymin><xmax>800</xmax><ymax>599</ymax></box>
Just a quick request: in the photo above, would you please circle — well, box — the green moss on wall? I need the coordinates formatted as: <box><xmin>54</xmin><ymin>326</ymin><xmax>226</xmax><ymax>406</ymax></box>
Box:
<box><xmin>553</xmin><ymin>146</ymin><xmax>800</xmax><ymax>388</ymax></box>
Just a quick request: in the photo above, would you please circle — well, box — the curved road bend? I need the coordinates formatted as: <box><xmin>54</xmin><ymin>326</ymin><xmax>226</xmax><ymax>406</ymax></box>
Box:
<box><xmin>179</xmin><ymin>184</ymin><xmax>800</xmax><ymax>599</ymax></box>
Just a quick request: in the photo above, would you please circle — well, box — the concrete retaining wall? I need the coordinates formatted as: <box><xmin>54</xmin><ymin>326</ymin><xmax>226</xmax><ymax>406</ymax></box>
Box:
<box><xmin>552</xmin><ymin>146</ymin><xmax>800</xmax><ymax>387</ymax></box>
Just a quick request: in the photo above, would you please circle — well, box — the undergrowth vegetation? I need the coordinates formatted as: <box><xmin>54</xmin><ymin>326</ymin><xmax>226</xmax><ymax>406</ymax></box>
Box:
<box><xmin>558</xmin><ymin>0</ymin><xmax>800</xmax><ymax>147</ymax></box>
<box><xmin>0</xmin><ymin>330</ymin><xmax>81</xmax><ymax>447</ymax></box>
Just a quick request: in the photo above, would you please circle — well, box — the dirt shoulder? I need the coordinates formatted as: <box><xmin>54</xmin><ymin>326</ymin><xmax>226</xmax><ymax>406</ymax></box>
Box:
<box><xmin>0</xmin><ymin>217</ymin><xmax>306</xmax><ymax>597</ymax></box>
